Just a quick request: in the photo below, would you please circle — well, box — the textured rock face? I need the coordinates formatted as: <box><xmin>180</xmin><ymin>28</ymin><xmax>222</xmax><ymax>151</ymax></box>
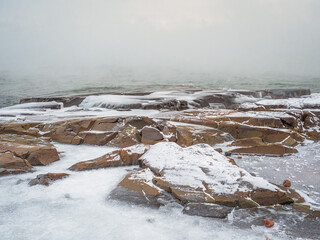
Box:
<box><xmin>230</xmin><ymin>144</ymin><xmax>298</xmax><ymax>156</ymax></box>
<box><xmin>29</xmin><ymin>173</ymin><xmax>69</xmax><ymax>186</ymax></box>
<box><xmin>0</xmin><ymin>152</ymin><xmax>33</xmax><ymax>176</ymax></box>
<box><xmin>138</xmin><ymin>142</ymin><xmax>298</xmax><ymax>208</ymax></box>
<box><xmin>109</xmin><ymin>169</ymin><xmax>172</xmax><ymax>207</ymax></box>
<box><xmin>0</xmin><ymin>122</ymin><xmax>40</xmax><ymax>136</ymax></box>
<box><xmin>175</xmin><ymin>124</ymin><xmax>229</xmax><ymax>147</ymax></box>
<box><xmin>183</xmin><ymin>203</ymin><xmax>232</xmax><ymax>218</ymax></box>
<box><xmin>0</xmin><ymin>134</ymin><xmax>60</xmax><ymax>177</ymax></box>
<box><xmin>229</xmin><ymin>137</ymin><xmax>266</xmax><ymax>147</ymax></box>
<box><xmin>141</xmin><ymin>126</ymin><xmax>163</xmax><ymax>144</ymax></box>
<box><xmin>69</xmin><ymin>145</ymin><xmax>149</xmax><ymax>171</ymax></box>
<box><xmin>0</xmin><ymin>141</ymin><xmax>60</xmax><ymax>166</ymax></box>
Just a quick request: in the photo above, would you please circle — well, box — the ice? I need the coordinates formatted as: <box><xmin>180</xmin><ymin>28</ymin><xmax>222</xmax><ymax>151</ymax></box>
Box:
<box><xmin>2</xmin><ymin>101</ymin><xmax>63</xmax><ymax>110</ymax></box>
<box><xmin>256</xmin><ymin>93</ymin><xmax>320</xmax><ymax>109</ymax></box>
<box><xmin>0</xmin><ymin>143</ymin><xmax>289</xmax><ymax>240</ymax></box>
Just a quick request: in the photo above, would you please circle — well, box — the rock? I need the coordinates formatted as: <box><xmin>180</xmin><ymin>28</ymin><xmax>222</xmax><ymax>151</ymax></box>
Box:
<box><xmin>20</xmin><ymin>96</ymin><xmax>86</xmax><ymax>107</ymax></box>
<box><xmin>0</xmin><ymin>134</ymin><xmax>52</xmax><ymax>146</ymax></box>
<box><xmin>109</xmin><ymin>169</ymin><xmax>171</xmax><ymax>207</ymax></box>
<box><xmin>283</xmin><ymin>179</ymin><xmax>292</xmax><ymax>188</ymax></box>
<box><xmin>140</xmin><ymin>142</ymin><xmax>297</xmax><ymax>208</ymax></box>
<box><xmin>292</xmin><ymin>204</ymin><xmax>320</xmax><ymax>219</ymax></box>
<box><xmin>214</xmin><ymin>148</ymin><xmax>223</xmax><ymax>153</ymax></box>
<box><xmin>125</xmin><ymin>116</ymin><xmax>156</xmax><ymax>130</ymax></box>
<box><xmin>42</xmin><ymin>119</ymin><xmax>95</xmax><ymax>144</ymax></box>
<box><xmin>78</xmin><ymin>131</ymin><xmax>118</xmax><ymax>145</ymax></box>
<box><xmin>29</xmin><ymin>173</ymin><xmax>69</xmax><ymax>186</ymax></box>
<box><xmin>0</xmin><ymin>152</ymin><xmax>33</xmax><ymax>176</ymax></box>
<box><xmin>157</xmin><ymin>121</ymin><xmax>177</xmax><ymax>142</ymax></box>
<box><xmin>0</xmin><ymin>122</ymin><xmax>40</xmax><ymax>136</ymax></box>
<box><xmin>237</xmin><ymin>155</ymin><xmax>242</xmax><ymax>159</ymax></box>
<box><xmin>218</xmin><ymin>121</ymin><xmax>302</xmax><ymax>143</ymax></box>
<box><xmin>90</xmin><ymin>117</ymin><xmax>120</xmax><ymax>131</ymax></box>
<box><xmin>143</xmin><ymin>99</ymin><xmax>188</xmax><ymax>111</ymax></box>
<box><xmin>0</xmin><ymin>141</ymin><xmax>59</xmax><ymax>166</ymax></box>
<box><xmin>69</xmin><ymin>145</ymin><xmax>149</xmax><ymax>171</ymax></box>
<box><xmin>183</xmin><ymin>203</ymin><xmax>232</xmax><ymax>218</ymax></box>
<box><xmin>229</xmin><ymin>137</ymin><xmax>266</xmax><ymax>147</ymax></box>
<box><xmin>230</xmin><ymin>144</ymin><xmax>298</xmax><ymax>156</ymax></box>
<box><xmin>141</xmin><ymin>126</ymin><xmax>164</xmax><ymax>145</ymax></box>
<box><xmin>109</xmin><ymin>125</ymin><xmax>141</xmax><ymax>148</ymax></box>
<box><xmin>282</xmin><ymin>136</ymin><xmax>299</xmax><ymax>147</ymax></box>
<box><xmin>264</xmin><ymin>219</ymin><xmax>275</xmax><ymax>228</ymax></box>
<box><xmin>175</xmin><ymin>124</ymin><xmax>228</xmax><ymax>147</ymax></box>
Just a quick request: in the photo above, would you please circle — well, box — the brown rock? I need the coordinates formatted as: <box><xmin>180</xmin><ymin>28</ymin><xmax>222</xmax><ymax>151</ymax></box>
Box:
<box><xmin>282</xmin><ymin>136</ymin><xmax>298</xmax><ymax>147</ymax></box>
<box><xmin>0</xmin><ymin>122</ymin><xmax>40</xmax><ymax>136</ymax></box>
<box><xmin>264</xmin><ymin>219</ymin><xmax>274</xmax><ymax>228</ymax></box>
<box><xmin>141</xmin><ymin>126</ymin><xmax>163</xmax><ymax>145</ymax></box>
<box><xmin>176</xmin><ymin>124</ymin><xmax>227</xmax><ymax>147</ymax></box>
<box><xmin>26</xmin><ymin>147</ymin><xmax>60</xmax><ymax>166</ymax></box>
<box><xmin>229</xmin><ymin>137</ymin><xmax>265</xmax><ymax>147</ymax></box>
<box><xmin>91</xmin><ymin>117</ymin><xmax>120</xmax><ymax>131</ymax></box>
<box><xmin>109</xmin><ymin>125</ymin><xmax>141</xmax><ymax>148</ymax></box>
<box><xmin>0</xmin><ymin>134</ymin><xmax>52</xmax><ymax>146</ymax></box>
<box><xmin>69</xmin><ymin>145</ymin><xmax>149</xmax><ymax>171</ymax></box>
<box><xmin>0</xmin><ymin>152</ymin><xmax>33</xmax><ymax>176</ymax></box>
<box><xmin>42</xmin><ymin>119</ymin><xmax>95</xmax><ymax>144</ymax></box>
<box><xmin>230</xmin><ymin>144</ymin><xmax>298</xmax><ymax>156</ymax></box>
<box><xmin>218</xmin><ymin>121</ymin><xmax>302</xmax><ymax>143</ymax></box>
<box><xmin>214</xmin><ymin>148</ymin><xmax>223</xmax><ymax>153</ymax></box>
<box><xmin>29</xmin><ymin>173</ymin><xmax>69</xmax><ymax>186</ymax></box>
<box><xmin>125</xmin><ymin>116</ymin><xmax>156</xmax><ymax>130</ymax></box>
<box><xmin>237</xmin><ymin>155</ymin><xmax>242</xmax><ymax>159</ymax></box>
<box><xmin>78</xmin><ymin>131</ymin><xmax>118</xmax><ymax>145</ymax></box>
<box><xmin>108</xmin><ymin>169</ymin><xmax>171</xmax><ymax>208</ymax></box>
<box><xmin>283</xmin><ymin>179</ymin><xmax>292</xmax><ymax>188</ymax></box>
<box><xmin>0</xmin><ymin>141</ymin><xmax>59</xmax><ymax>166</ymax></box>
<box><xmin>251</xmin><ymin>189</ymin><xmax>293</xmax><ymax>205</ymax></box>
<box><xmin>69</xmin><ymin>150</ymin><xmax>122</xmax><ymax>171</ymax></box>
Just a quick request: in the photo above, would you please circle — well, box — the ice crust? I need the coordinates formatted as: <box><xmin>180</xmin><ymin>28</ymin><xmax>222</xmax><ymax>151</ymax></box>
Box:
<box><xmin>0</xmin><ymin>143</ymin><xmax>286</xmax><ymax>240</ymax></box>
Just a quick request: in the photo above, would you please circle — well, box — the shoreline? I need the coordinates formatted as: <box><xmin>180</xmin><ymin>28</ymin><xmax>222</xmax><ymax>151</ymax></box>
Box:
<box><xmin>0</xmin><ymin>87</ymin><xmax>320</xmax><ymax>239</ymax></box>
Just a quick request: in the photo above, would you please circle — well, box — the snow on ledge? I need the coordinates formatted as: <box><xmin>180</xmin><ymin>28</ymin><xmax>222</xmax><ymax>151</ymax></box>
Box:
<box><xmin>140</xmin><ymin>142</ymin><xmax>279</xmax><ymax>195</ymax></box>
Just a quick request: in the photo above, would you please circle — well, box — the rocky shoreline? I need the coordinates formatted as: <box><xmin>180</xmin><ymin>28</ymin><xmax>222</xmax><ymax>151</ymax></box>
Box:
<box><xmin>1</xmin><ymin>88</ymin><xmax>320</xmax><ymax>239</ymax></box>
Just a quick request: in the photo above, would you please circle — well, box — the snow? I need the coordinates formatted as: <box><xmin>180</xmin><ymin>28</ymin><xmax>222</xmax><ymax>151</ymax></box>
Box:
<box><xmin>0</xmin><ymin>143</ymin><xmax>285</xmax><ymax>240</ymax></box>
<box><xmin>256</xmin><ymin>93</ymin><xmax>320</xmax><ymax>109</ymax></box>
<box><xmin>141</xmin><ymin>142</ymin><xmax>279</xmax><ymax>195</ymax></box>
<box><xmin>2</xmin><ymin>101</ymin><xmax>63</xmax><ymax>110</ymax></box>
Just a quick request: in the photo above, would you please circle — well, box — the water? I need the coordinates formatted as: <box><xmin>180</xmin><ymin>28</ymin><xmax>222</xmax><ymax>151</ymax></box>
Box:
<box><xmin>0</xmin><ymin>66</ymin><xmax>319</xmax><ymax>108</ymax></box>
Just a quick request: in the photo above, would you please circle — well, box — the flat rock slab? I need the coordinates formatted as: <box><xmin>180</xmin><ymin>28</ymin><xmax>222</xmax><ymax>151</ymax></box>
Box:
<box><xmin>139</xmin><ymin>142</ymin><xmax>299</xmax><ymax>208</ymax></box>
<box><xmin>69</xmin><ymin>144</ymin><xmax>149</xmax><ymax>171</ymax></box>
<box><xmin>230</xmin><ymin>144</ymin><xmax>298</xmax><ymax>156</ymax></box>
<box><xmin>183</xmin><ymin>202</ymin><xmax>233</xmax><ymax>218</ymax></box>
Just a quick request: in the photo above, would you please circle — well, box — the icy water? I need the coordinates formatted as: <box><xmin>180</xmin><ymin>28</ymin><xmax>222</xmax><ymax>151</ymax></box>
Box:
<box><xmin>0</xmin><ymin>67</ymin><xmax>319</xmax><ymax>107</ymax></box>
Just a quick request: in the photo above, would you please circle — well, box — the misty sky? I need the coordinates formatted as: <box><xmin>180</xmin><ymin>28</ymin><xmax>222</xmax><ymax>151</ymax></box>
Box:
<box><xmin>0</xmin><ymin>0</ymin><xmax>320</xmax><ymax>75</ymax></box>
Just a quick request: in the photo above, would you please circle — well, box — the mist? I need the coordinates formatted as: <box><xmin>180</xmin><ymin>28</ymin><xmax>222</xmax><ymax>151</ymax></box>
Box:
<box><xmin>0</xmin><ymin>0</ymin><xmax>320</xmax><ymax>76</ymax></box>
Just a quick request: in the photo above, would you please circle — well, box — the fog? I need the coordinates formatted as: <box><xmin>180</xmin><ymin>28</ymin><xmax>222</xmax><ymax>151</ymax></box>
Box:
<box><xmin>0</xmin><ymin>0</ymin><xmax>320</xmax><ymax>76</ymax></box>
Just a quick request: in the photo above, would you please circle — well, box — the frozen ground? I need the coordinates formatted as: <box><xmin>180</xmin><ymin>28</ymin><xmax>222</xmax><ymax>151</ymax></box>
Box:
<box><xmin>0</xmin><ymin>143</ymin><xmax>319</xmax><ymax>240</ymax></box>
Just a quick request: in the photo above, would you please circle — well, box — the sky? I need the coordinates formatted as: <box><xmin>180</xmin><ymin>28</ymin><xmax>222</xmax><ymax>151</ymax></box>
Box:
<box><xmin>0</xmin><ymin>0</ymin><xmax>320</xmax><ymax>75</ymax></box>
